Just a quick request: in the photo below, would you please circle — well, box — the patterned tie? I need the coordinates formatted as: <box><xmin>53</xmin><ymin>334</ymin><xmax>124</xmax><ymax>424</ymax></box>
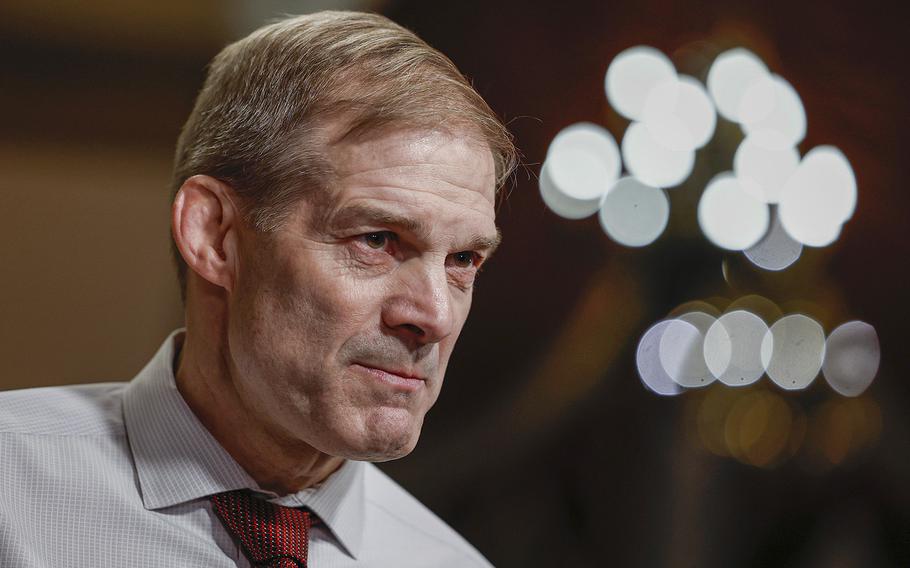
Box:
<box><xmin>211</xmin><ymin>490</ymin><xmax>313</xmax><ymax>567</ymax></box>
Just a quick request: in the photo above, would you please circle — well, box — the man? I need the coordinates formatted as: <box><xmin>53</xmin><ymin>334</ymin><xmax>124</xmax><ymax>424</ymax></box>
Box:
<box><xmin>0</xmin><ymin>11</ymin><xmax>516</xmax><ymax>567</ymax></box>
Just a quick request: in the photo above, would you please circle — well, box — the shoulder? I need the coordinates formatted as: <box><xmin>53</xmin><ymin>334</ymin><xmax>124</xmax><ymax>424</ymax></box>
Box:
<box><xmin>362</xmin><ymin>463</ymin><xmax>493</xmax><ymax>567</ymax></box>
<box><xmin>0</xmin><ymin>382</ymin><xmax>128</xmax><ymax>437</ymax></box>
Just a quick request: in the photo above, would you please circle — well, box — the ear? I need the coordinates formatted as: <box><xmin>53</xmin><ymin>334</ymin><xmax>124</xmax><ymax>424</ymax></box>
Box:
<box><xmin>171</xmin><ymin>175</ymin><xmax>242</xmax><ymax>294</ymax></box>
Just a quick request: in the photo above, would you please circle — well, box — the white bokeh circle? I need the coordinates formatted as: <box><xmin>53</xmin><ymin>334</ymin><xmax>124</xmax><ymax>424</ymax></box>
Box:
<box><xmin>637</xmin><ymin>320</ymin><xmax>686</xmax><ymax>396</ymax></box>
<box><xmin>779</xmin><ymin>146</ymin><xmax>856</xmax><ymax>247</ymax></box>
<box><xmin>599</xmin><ymin>177</ymin><xmax>670</xmax><ymax>247</ymax></box>
<box><xmin>706</xmin><ymin>48</ymin><xmax>770</xmax><ymax>123</ymax></box>
<box><xmin>660</xmin><ymin>312</ymin><xmax>716</xmax><ymax>388</ymax></box>
<box><xmin>642</xmin><ymin>75</ymin><xmax>717</xmax><ymax>151</ymax></box>
<box><xmin>546</xmin><ymin>122</ymin><xmax>622</xmax><ymax>201</ymax></box>
<box><xmin>761</xmin><ymin>314</ymin><xmax>826</xmax><ymax>391</ymax></box>
<box><xmin>698</xmin><ymin>173</ymin><xmax>770</xmax><ymax>250</ymax></box>
<box><xmin>823</xmin><ymin>321</ymin><xmax>880</xmax><ymax>397</ymax></box>
<box><xmin>734</xmin><ymin>134</ymin><xmax>800</xmax><ymax>204</ymax></box>
<box><xmin>744</xmin><ymin>208</ymin><xmax>803</xmax><ymax>271</ymax></box>
<box><xmin>739</xmin><ymin>74</ymin><xmax>807</xmax><ymax>151</ymax></box>
<box><xmin>704</xmin><ymin>310</ymin><xmax>769</xmax><ymax>386</ymax></box>
<box><xmin>539</xmin><ymin>161</ymin><xmax>601</xmax><ymax>219</ymax></box>
<box><xmin>621</xmin><ymin>121</ymin><xmax>696</xmax><ymax>188</ymax></box>
<box><xmin>606</xmin><ymin>46</ymin><xmax>678</xmax><ymax>121</ymax></box>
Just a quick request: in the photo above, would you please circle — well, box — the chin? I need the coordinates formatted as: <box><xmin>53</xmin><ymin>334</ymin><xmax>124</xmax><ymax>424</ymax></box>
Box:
<box><xmin>332</xmin><ymin>437</ymin><xmax>418</xmax><ymax>462</ymax></box>
<box><xmin>337</xmin><ymin>411</ymin><xmax>423</xmax><ymax>462</ymax></box>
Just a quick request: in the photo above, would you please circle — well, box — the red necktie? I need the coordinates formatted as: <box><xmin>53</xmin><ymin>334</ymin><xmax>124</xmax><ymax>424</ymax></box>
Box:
<box><xmin>211</xmin><ymin>490</ymin><xmax>313</xmax><ymax>567</ymax></box>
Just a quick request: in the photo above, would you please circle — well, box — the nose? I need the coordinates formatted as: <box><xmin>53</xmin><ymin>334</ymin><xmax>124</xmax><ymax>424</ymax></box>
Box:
<box><xmin>382</xmin><ymin>258</ymin><xmax>456</xmax><ymax>346</ymax></box>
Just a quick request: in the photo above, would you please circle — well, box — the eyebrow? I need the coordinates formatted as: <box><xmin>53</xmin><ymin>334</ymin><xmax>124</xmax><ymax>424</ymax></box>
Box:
<box><xmin>328</xmin><ymin>204</ymin><xmax>502</xmax><ymax>254</ymax></box>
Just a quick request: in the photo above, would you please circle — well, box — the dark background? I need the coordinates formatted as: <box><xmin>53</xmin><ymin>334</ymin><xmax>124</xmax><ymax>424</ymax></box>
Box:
<box><xmin>1</xmin><ymin>1</ymin><xmax>907</xmax><ymax>566</ymax></box>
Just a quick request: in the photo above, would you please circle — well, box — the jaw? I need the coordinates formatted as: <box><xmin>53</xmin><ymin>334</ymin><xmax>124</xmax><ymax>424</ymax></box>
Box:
<box><xmin>322</xmin><ymin>404</ymin><xmax>426</xmax><ymax>462</ymax></box>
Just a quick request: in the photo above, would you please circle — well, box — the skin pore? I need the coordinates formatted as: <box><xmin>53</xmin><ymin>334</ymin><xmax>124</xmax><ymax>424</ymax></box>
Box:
<box><xmin>172</xmin><ymin>127</ymin><xmax>498</xmax><ymax>495</ymax></box>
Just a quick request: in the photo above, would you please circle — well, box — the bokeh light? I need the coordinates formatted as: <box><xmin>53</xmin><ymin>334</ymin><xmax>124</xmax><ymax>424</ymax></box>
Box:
<box><xmin>546</xmin><ymin>122</ymin><xmax>621</xmax><ymax>201</ymax></box>
<box><xmin>739</xmin><ymin>75</ymin><xmax>806</xmax><ymax>151</ymax></box>
<box><xmin>660</xmin><ymin>311</ymin><xmax>716</xmax><ymax>388</ymax></box>
<box><xmin>538</xmin><ymin>162</ymin><xmax>602</xmax><ymax>219</ymax></box>
<box><xmin>636</xmin><ymin>320</ymin><xmax>685</xmax><ymax>396</ymax></box>
<box><xmin>669</xmin><ymin>300</ymin><xmax>722</xmax><ymax>319</ymax></box>
<box><xmin>556</xmin><ymin>44</ymin><xmax>875</xmax><ymax>407</ymax></box>
<box><xmin>704</xmin><ymin>310</ymin><xmax>769</xmax><ymax>386</ymax></box>
<box><xmin>734</xmin><ymin>134</ymin><xmax>800</xmax><ymax>204</ymax></box>
<box><xmin>640</xmin><ymin>295</ymin><xmax>876</xmax><ymax>398</ymax></box>
<box><xmin>779</xmin><ymin>145</ymin><xmax>857</xmax><ymax>246</ymax></box>
<box><xmin>734</xmin><ymin>73</ymin><xmax>777</xmax><ymax>128</ymax></box>
<box><xmin>761</xmin><ymin>314</ymin><xmax>826</xmax><ymax>391</ymax></box>
<box><xmin>605</xmin><ymin>46</ymin><xmax>677</xmax><ymax>121</ymax></box>
<box><xmin>698</xmin><ymin>173</ymin><xmax>770</xmax><ymax>250</ymax></box>
<box><xmin>806</xmin><ymin>146</ymin><xmax>858</xmax><ymax>223</ymax></box>
<box><xmin>743</xmin><ymin>209</ymin><xmax>803</xmax><ymax>271</ymax></box>
<box><xmin>641</xmin><ymin>75</ymin><xmax>716</xmax><ymax>151</ymax></box>
<box><xmin>724</xmin><ymin>390</ymin><xmax>794</xmax><ymax>467</ymax></box>
<box><xmin>727</xmin><ymin>295</ymin><xmax>783</xmax><ymax>326</ymax></box>
<box><xmin>598</xmin><ymin>177</ymin><xmax>669</xmax><ymax>247</ymax></box>
<box><xmin>804</xmin><ymin>396</ymin><xmax>882</xmax><ymax>469</ymax></box>
<box><xmin>621</xmin><ymin>121</ymin><xmax>696</xmax><ymax>188</ymax></box>
<box><xmin>706</xmin><ymin>48</ymin><xmax>770</xmax><ymax>123</ymax></box>
<box><xmin>690</xmin><ymin>384</ymin><xmax>807</xmax><ymax>467</ymax></box>
<box><xmin>570</xmin><ymin>46</ymin><xmax>859</xmax><ymax>255</ymax></box>
<box><xmin>822</xmin><ymin>321</ymin><xmax>880</xmax><ymax>397</ymax></box>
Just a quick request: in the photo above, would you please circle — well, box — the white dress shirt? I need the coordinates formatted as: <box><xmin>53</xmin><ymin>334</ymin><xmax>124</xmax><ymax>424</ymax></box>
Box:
<box><xmin>0</xmin><ymin>330</ymin><xmax>492</xmax><ymax>567</ymax></box>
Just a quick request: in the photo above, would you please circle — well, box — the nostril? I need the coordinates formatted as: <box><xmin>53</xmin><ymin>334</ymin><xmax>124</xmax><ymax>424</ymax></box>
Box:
<box><xmin>400</xmin><ymin>323</ymin><xmax>425</xmax><ymax>336</ymax></box>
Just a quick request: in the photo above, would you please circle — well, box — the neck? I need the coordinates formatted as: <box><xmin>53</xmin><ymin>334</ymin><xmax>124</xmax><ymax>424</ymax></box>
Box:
<box><xmin>174</xmin><ymin>298</ymin><xmax>343</xmax><ymax>495</ymax></box>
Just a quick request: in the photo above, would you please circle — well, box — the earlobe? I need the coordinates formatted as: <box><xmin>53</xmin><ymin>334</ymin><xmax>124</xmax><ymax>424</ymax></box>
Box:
<box><xmin>172</xmin><ymin>175</ymin><xmax>240</xmax><ymax>293</ymax></box>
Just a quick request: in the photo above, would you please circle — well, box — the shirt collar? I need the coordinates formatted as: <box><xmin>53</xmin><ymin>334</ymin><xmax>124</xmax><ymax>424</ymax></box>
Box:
<box><xmin>123</xmin><ymin>329</ymin><xmax>365</xmax><ymax>558</ymax></box>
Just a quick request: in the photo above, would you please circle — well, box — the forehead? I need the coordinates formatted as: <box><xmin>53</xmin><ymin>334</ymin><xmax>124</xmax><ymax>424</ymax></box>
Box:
<box><xmin>313</xmin><ymin>127</ymin><xmax>498</xmax><ymax>235</ymax></box>
<box><xmin>330</xmin><ymin>128</ymin><xmax>495</xmax><ymax>199</ymax></box>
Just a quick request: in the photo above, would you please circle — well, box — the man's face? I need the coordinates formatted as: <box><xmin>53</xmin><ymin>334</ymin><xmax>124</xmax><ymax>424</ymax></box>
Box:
<box><xmin>227</xmin><ymin>127</ymin><xmax>498</xmax><ymax>461</ymax></box>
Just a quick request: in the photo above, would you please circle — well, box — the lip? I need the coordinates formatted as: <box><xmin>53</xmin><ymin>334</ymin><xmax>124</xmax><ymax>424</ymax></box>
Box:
<box><xmin>352</xmin><ymin>363</ymin><xmax>426</xmax><ymax>391</ymax></box>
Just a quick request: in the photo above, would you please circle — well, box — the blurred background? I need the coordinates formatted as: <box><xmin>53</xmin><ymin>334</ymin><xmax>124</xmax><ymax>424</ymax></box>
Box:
<box><xmin>1</xmin><ymin>0</ymin><xmax>908</xmax><ymax>566</ymax></box>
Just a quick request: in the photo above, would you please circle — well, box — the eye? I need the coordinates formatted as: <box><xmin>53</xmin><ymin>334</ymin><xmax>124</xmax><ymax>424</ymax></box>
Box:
<box><xmin>362</xmin><ymin>232</ymin><xmax>393</xmax><ymax>249</ymax></box>
<box><xmin>451</xmin><ymin>251</ymin><xmax>478</xmax><ymax>268</ymax></box>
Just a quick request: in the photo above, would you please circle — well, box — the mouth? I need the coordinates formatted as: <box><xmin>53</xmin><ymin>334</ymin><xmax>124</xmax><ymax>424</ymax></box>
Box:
<box><xmin>351</xmin><ymin>363</ymin><xmax>427</xmax><ymax>391</ymax></box>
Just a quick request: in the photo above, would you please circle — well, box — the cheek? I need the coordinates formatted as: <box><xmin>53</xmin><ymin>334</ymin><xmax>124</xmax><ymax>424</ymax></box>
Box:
<box><xmin>435</xmin><ymin>299</ymin><xmax>472</xmax><ymax>368</ymax></box>
<box><xmin>237</xmin><ymin>249</ymin><xmax>386</xmax><ymax>360</ymax></box>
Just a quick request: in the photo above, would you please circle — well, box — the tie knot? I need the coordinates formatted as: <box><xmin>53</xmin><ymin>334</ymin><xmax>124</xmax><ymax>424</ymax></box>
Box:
<box><xmin>211</xmin><ymin>489</ymin><xmax>312</xmax><ymax>567</ymax></box>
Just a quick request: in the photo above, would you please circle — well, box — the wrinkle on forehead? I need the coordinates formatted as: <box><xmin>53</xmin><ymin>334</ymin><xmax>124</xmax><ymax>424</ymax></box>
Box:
<box><xmin>327</xmin><ymin>127</ymin><xmax>497</xmax><ymax>207</ymax></box>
